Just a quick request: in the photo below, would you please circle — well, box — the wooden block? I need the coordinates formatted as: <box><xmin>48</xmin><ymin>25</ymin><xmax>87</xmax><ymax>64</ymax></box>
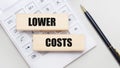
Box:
<box><xmin>33</xmin><ymin>34</ymin><xmax>85</xmax><ymax>51</ymax></box>
<box><xmin>16</xmin><ymin>14</ymin><xmax>68</xmax><ymax>31</ymax></box>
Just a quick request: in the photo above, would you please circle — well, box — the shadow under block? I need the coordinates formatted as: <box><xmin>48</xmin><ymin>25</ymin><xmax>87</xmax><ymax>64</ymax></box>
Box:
<box><xmin>16</xmin><ymin>14</ymin><xmax>68</xmax><ymax>31</ymax></box>
<box><xmin>33</xmin><ymin>34</ymin><xmax>85</xmax><ymax>51</ymax></box>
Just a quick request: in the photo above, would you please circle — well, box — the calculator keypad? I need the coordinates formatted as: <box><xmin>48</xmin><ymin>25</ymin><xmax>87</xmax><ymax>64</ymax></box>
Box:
<box><xmin>0</xmin><ymin>0</ymin><xmax>84</xmax><ymax>64</ymax></box>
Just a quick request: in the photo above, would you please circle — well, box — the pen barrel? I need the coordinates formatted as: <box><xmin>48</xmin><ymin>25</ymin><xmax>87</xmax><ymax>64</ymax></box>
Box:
<box><xmin>85</xmin><ymin>12</ymin><xmax>111</xmax><ymax>47</ymax></box>
<box><xmin>84</xmin><ymin>11</ymin><xmax>120</xmax><ymax>65</ymax></box>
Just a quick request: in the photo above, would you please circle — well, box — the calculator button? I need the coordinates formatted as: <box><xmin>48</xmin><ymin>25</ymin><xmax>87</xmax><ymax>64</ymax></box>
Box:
<box><xmin>69</xmin><ymin>24</ymin><xmax>83</xmax><ymax>34</ymax></box>
<box><xmin>54</xmin><ymin>0</ymin><xmax>65</xmax><ymax>8</ymax></box>
<box><xmin>42</xmin><ymin>4</ymin><xmax>54</xmax><ymax>13</ymax></box>
<box><xmin>36</xmin><ymin>0</ymin><xmax>47</xmax><ymax>7</ymax></box>
<box><xmin>69</xmin><ymin>15</ymin><xmax>76</xmax><ymax>24</ymax></box>
<box><xmin>22</xmin><ymin>43</ymin><xmax>33</xmax><ymax>54</ymax></box>
<box><xmin>38</xmin><ymin>52</ymin><xmax>48</xmax><ymax>56</ymax></box>
<box><xmin>59</xmin><ymin>6</ymin><xmax>71</xmax><ymax>14</ymax></box>
<box><xmin>23</xmin><ymin>31</ymin><xmax>32</xmax><ymax>38</ymax></box>
<box><xmin>36</xmin><ymin>0</ymin><xmax>46</xmax><ymax>4</ymax></box>
<box><xmin>10</xmin><ymin>27</ymin><xmax>21</xmax><ymax>38</ymax></box>
<box><xmin>15</xmin><ymin>9</ymin><xmax>25</xmax><ymax>14</ymax></box>
<box><xmin>4</xmin><ymin>16</ymin><xmax>15</xmax><ymax>29</ymax></box>
<box><xmin>34</xmin><ymin>10</ymin><xmax>41</xmax><ymax>14</ymax></box>
<box><xmin>39</xmin><ymin>0</ymin><xmax>46</xmax><ymax>3</ymax></box>
<box><xmin>28</xmin><ymin>52</ymin><xmax>41</xmax><ymax>61</ymax></box>
<box><xmin>25</xmin><ymin>2</ymin><xmax>37</xmax><ymax>13</ymax></box>
<box><xmin>17</xmin><ymin>34</ymin><xmax>32</xmax><ymax>46</ymax></box>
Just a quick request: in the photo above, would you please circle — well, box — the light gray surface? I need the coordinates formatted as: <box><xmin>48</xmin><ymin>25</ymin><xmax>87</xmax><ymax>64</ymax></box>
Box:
<box><xmin>0</xmin><ymin>0</ymin><xmax>120</xmax><ymax>68</ymax></box>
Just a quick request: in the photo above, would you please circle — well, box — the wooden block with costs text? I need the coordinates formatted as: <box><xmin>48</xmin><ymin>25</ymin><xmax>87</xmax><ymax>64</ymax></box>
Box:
<box><xmin>33</xmin><ymin>34</ymin><xmax>85</xmax><ymax>51</ymax></box>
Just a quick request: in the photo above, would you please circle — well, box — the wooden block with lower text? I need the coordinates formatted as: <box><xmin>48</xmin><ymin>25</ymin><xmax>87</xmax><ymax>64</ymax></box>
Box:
<box><xmin>33</xmin><ymin>34</ymin><xmax>85</xmax><ymax>51</ymax></box>
<box><xmin>16</xmin><ymin>14</ymin><xmax>68</xmax><ymax>31</ymax></box>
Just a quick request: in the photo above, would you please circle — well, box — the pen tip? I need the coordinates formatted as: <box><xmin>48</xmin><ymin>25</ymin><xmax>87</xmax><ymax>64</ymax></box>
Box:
<box><xmin>80</xmin><ymin>5</ymin><xmax>87</xmax><ymax>12</ymax></box>
<box><xmin>116</xmin><ymin>49</ymin><xmax>120</xmax><ymax>56</ymax></box>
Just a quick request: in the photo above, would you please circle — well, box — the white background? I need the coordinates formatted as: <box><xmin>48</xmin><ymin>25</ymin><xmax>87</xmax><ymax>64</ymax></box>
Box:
<box><xmin>0</xmin><ymin>0</ymin><xmax>120</xmax><ymax>68</ymax></box>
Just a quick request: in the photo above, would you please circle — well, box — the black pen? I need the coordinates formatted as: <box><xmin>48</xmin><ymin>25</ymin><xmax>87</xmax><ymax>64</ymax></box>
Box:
<box><xmin>80</xmin><ymin>5</ymin><xmax>120</xmax><ymax>65</ymax></box>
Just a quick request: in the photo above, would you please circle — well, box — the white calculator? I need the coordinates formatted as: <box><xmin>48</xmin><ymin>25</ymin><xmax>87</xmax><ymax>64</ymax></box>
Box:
<box><xmin>0</xmin><ymin>0</ymin><xmax>96</xmax><ymax>68</ymax></box>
